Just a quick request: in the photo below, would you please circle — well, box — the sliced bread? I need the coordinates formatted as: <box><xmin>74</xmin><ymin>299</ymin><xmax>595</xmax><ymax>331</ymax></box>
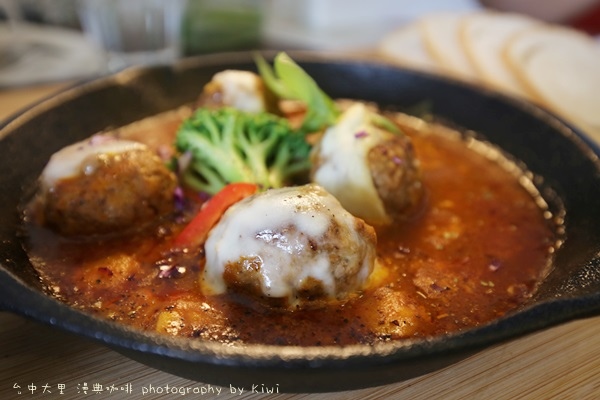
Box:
<box><xmin>505</xmin><ymin>26</ymin><xmax>600</xmax><ymax>133</ymax></box>
<box><xmin>378</xmin><ymin>22</ymin><xmax>440</xmax><ymax>73</ymax></box>
<box><xmin>460</xmin><ymin>12</ymin><xmax>539</xmax><ymax>98</ymax></box>
<box><xmin>419</xmin><ymin>12</ymin><xmax>479</xmax><ymax>81</ymax></box>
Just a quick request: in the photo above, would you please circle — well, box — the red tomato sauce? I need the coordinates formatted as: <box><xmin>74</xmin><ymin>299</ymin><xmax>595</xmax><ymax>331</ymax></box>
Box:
<box><xmin>23</xmin><ymin>109</ymin><xmax>559</xmax><ymax>346</ymax></box>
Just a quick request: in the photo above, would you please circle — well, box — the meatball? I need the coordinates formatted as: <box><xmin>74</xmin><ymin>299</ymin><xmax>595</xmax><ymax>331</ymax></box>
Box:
<box><xmin>311</xmin><ymin>102</ymin><xmax>422</xmax><ymax>226</ymax></box>
<box><xmin>39</xmin><ymin>135</ymin><xmax>177</xmax><ymax>236</ymax></box>
<box><xmin>198</xmin><ymin>70</ymin><xmax>274</xmax><ymax>113</ymax></box>
<box><xmin>202</xmin><ymin>184</ymin><xmax>377</xmax><ymax>308</ymax></box>
<box><xmin>367</xmin><ymin>134</ymin><xmax>422</xmax><ymax>221</ymax></box>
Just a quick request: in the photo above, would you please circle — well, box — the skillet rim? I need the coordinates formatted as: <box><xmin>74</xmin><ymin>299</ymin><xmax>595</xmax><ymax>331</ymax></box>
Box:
<box><xmin>2</xmin><ymin>50</ymin><xmax>600</xmax><ymax>386</ymax></box>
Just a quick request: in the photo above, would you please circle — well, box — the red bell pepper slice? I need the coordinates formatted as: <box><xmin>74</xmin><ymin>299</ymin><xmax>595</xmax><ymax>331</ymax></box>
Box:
<box><xmin>173</xmin><ymin>183</ymin><xmax>258</xmax><ymax>249</ymax></box>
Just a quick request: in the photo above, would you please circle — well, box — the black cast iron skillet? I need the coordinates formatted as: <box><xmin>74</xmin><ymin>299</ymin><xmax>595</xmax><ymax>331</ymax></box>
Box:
<box><xmin>1</xmin><ymin>52</ymin><xmax>600</xmax><ymax>393</ymax></box>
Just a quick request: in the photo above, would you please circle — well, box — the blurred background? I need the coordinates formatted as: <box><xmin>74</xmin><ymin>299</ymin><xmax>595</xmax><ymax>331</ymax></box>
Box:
<box><xmin>0</xmin><ymin>0</ymin><xmax>598</xmax><ymax>135</ymax></box>
<box><xmin>0</xmin><ymin>0</ymin><xmax>598</xmax><ymax>86</ymax></box>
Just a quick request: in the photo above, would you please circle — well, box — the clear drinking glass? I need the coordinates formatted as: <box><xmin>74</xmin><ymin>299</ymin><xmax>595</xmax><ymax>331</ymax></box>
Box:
<box><xmin>78</xmin><ymin>0</ymin><xmax>187</xmax><ymax>71</ymax></box>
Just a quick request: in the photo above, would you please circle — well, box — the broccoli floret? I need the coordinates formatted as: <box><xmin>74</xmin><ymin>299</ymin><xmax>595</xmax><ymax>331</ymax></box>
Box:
<box><xmin>175</xmin><ymin>107</ymin><xmax>311</xmax><ymax>195</ymax></box>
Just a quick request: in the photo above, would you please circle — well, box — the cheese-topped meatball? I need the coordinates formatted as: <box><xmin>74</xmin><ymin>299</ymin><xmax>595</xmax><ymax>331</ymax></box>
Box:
<box><xmin>202</xmin><ymin>184</ymin><xmax>377</xmax><ymax>307</ymax></box>
<box><xmin>198</xmin><ymin>70</ymin><xmax>271</xmax><ymax>113</ymax></box>
<box><xmin>39</xmin><ymin>135</ymin><xmax>177</xmax><ymax>236</ymax></box>
<box><xmin>311</xmin><ymin>102</ymin><xmax>422</xmax><ymax>226</ymax></box>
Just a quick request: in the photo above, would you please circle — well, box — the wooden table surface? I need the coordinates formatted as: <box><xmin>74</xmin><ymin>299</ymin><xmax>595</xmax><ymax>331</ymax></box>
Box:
<box><xmin>1</xmin><ymin>83</ymin><xmax>600</xmax><ymax>400</ymax></box>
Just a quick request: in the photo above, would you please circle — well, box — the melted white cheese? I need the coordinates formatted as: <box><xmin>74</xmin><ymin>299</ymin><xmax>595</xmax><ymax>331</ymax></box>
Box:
<box><xmin>41</xmin><ymin>136</ymin><xmax>146</xmax><ymax>188</ymax></box>
<box><xmin>312</xmin><ymin>102</ymin><xmax>390</xmax><ymax>225</ymax></box>
<box><xmin>203</xmin><ymin>184</ymin><xmax>369</xmax><ymax>301</ymax></box>
<box><xmin>213</xmin><ymin>70</ymin><xmax>266</xmax><ymax>113</ymax></box>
